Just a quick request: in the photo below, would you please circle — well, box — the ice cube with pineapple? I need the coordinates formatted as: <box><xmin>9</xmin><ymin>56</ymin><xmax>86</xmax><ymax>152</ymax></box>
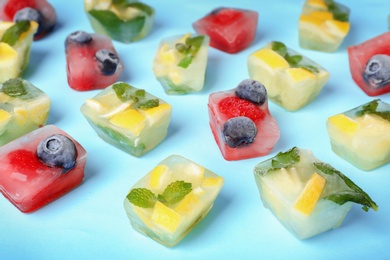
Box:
<box><xmin>124</xmin><ymin>155</ymin><xmax>224</xmax><ymax>247</ymax></box>
<box><xmin>253</xmin><ymin>147</ymin><xmax>378</xmax><ymax>239</ymax></box>
<box><xmin>0</xmin><ymin>78</ymin><xmax>50</xmax><ymax>146</ymax></box>
<box><xmin>248</xmin><ymin>41</ymin><xmax>330</xmax><ymax>111</ymax></box>
<box><xmin>0</xmin><ymin>20</ymin><xmax>38</xmax><ymax>83</ymax></box>
<box><xmin>299</xmin><ymin>0</ymin><xmax>350</xmax><ymax>52</ymax></box>
<box><xmin>152</xmin><ymin>33</ymin><xmax>209</xmax><ymax>95</ymax></box>
<box><xmin>80</xmin><ymin>82</ymin><xmax>172</xmax><ymax>157</ymax></box>
<box><xmin>327</xmin><ymin>99</ymin><xmax>390</xmax><ymax>170</ymax></box>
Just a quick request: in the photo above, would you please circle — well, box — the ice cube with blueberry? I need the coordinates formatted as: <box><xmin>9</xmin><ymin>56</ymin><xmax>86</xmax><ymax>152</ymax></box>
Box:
<box><xmin>0</xmin><ymin>20</ymin><xmax>38</xmax><ymax>83</ymax></box>
<box><xmin>80</xmin><ymin>82</ymin><xmax>172</xmax><ymax>157</ymax></box>
<box><xmin>152</xmin><ymin>33</ymin><xmax>209</xmax><ymax>95</ymax></box>
<box><xmin>326</xmin><ymin>99</ymin><xmax>390</xmax><ymax>170</ymax></box>
<box><xmin>192</xmin><ymin>7</ymin><xmax>258</xmax><ymax>54</ymax></box>
<box><xmin>0</xmin><ymin>0</ymin><xmax>56</xmax><ymax>40</ymax></box>
<box><xmin>298</xmin><ymin>0</ymin><xmax>350</xmax><ymax>52</ymax></box>
<box><xmin>0</xmin><ymin>125</ymin><xmax>87</xmax><ymax>213</ymax></box>
<box><xmin>65</xmin><ymin>31</ymin><xmax>124</xmax><ymax>91</ymax></box>
<box><xmin>248</xmin><ymin>41</ymin><xmax>330</xmax><ymax>111</ymax></box>
<box><xmin>0</xmin><ymin>78</ymin><xmax>50</xmax><ymax>146</ymax></box>
<box><xmin>84</xmin><ymin>0</ymin><xmax>155</xmax><ymax>43</ymax></box>
<box><xmin>208</xmin><ymin>79</ymin><xmax>280</xmax><ymax>161</ymax></box>
<box><xmin>124</xmin><ymin>155</ymin><xmax>224</xmax><ymax>247</ymax></box>
<box><xmin>348</xmin><ymin>32</ymin><xmax>390</xmax><ymax>96</ymax></box>
<box><xmin>253</xmin><ymin>147</ymin><xmax>378</xmax><ymax>239</ymax></box>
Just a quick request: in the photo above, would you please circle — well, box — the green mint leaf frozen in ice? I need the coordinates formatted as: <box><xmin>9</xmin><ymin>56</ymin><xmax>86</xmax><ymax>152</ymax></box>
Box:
<box><xmin>176</xmin><ymin>35</ymin><xmax>204</xmax><ymax>69</ymax></box>
<box><xmin>1</xmin><ymin>78</ymin><xmax>27</xmax><ymax>97</ymax></box>
<box><xmin>127</xmin><ymin>188</ymin><xmax>157</xmax><ymax>208</ymax></box>
<box><xmin>113</xmin><ymin>82</ymin><xmax>133</xmax><ymax>100</ymax></box>
<box><xmin>271</xmin><ymin>41</ymin><xmax>287</xmax><ymax>57</ymax></box>
<box><xmin>159</xmin><ymin>180</ymin><xmax>192</xmax><ymax>206</ymax></box>
<box><xmin>1</xmin><ymin>20</ymin><xmax>31</xmax><ymax>46</ymax></box>
<box><xmin>313</xmin><ymin>162</ymin><xmax>378</xmax><ymax>211</ymax></box>
<box><xmin>138</xmin><ymin>99</ymin><xmax>159</xmax><ymax>110</ymax></box>
<box><xmin>135</xmin><ymin>89</ymin><xmax>145</xmax><ymax>97</ymax></box>
<box><xmin>325</xmin><ymin>0</ymin><xmax>349</xmax><ymax>22</ymax></box>
<box><xmin>88</xmin><ymin>9</ymin><xmax>145</xmax><ymax>42</ymax></box>
<box><xmin>356</xmin><ymin>99</ymin><xmax>390</xmax><ymax>122</ymax></box>
<box><xmin>271</xmin><ymin>146</ymin><xmax>300</xmax><ymax>169</ymax></box>
<box><xmin>297</xmin><ymin>64</ymin><xmax>320</xmax><ymax>74</ymax></box>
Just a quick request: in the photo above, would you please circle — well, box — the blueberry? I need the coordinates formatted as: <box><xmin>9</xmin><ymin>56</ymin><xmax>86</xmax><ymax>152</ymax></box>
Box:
<box><xmin>235</xmin><ymin>79</ymin><xmax>267</xmax><ymax>105</ymax></box>
<box><xmin>223</xmin><ymin>116</ymin><xmax>257</xmax><ymax>148</ymax></box>
<box><xmin>95</xmin><ymin>49</ymin><xmax>120</xmax><ymax>76</ymax></box>
<box><xmin>37</xmin><ymin>134</ymin><xmax>77</xmax><ymax>173</ymax></box>
<box><xmin>14</xmin><ymin>7</ymin><xmax>43</xmax><ymax>36</ymax></box>
<box><xmin>363</xmin><ymin>54</ymin><xmax>390</xmax><ymax>88</ymax></box>
<box><xmin>65</xmin><ymin>31</ymin><xmax>92</xmax><ymax>47</ymax></box>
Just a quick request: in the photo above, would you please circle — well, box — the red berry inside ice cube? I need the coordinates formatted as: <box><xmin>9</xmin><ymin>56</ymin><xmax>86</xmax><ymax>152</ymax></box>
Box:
<box><xmin>4</xmin><ymin>0</ymin><xmax>36</xmax><ymax>19</ymax></box>
<box><xmin>8</xmin><ymin>149</ymin><xmax>45</xmax><ymax>176</ymax></box>
<box><xmin>218</xmin><ymin>96</ymin><xmax>265</xmax><ymax>122</ymax></box>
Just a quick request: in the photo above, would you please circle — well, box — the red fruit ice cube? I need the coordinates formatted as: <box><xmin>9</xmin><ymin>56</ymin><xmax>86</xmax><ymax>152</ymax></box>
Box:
<box><xmin>208</xmin><ymin>81</ymin><xmax>279</xmax><ymax>161</ymax></box>
<box><xmin>0</xmin><ymin>125</ymin><xmax>87</xmax><ymax>213</ymax></box>
<box><xmin>193</xmin><ymin>7</ymin><xmax>258</xmax><ymax>54</ymax></box>
<box><xmin>0</xmin><ymin>0</ymin><xmax>56</xmax><ymax>40</ymax></box>
<box><xmin>348</xmin><ymin>32</ymin><xmax>390</xmax><ymax>96</ymax></box>
<box><xmin>65</xmin><ymin>31</ymin><xmax>124</xmax><ymax>91</ymax></box>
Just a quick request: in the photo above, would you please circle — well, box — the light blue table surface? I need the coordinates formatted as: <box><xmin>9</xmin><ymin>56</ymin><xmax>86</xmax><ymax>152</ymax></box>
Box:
<box><xmin>1</xmin><ymin>0</ymin><xmax>389</xmax><ymax>259</ymax></box>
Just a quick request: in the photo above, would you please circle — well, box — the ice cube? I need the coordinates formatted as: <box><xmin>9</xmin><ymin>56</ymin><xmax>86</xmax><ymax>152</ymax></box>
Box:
<box><xmin>0</xmin><ymin>125</ymin><xmax>87</xmax><ymax>213</ymax></box>
<box><xmin>123</xmin><ymin>155</ymin><xmax>224</xmax><ymax>247</ymax></box>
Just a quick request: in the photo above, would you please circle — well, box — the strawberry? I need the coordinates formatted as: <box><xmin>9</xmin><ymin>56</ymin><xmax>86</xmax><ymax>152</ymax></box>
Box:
<box><xmin>218</xmin><ymin>96</ymin><xmax>265</xmax><ymax>122</ymax></box>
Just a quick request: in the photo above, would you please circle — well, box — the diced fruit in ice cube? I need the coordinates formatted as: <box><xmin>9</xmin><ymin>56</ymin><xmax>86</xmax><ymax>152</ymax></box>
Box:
<box><xmin>0</xmin><ymin>125</ymin><xmax>87</xmax><ymax>213</ymax></box>
<box><xmin>0</xmin><ymin>20</ymin><xmax>38</xmax><ymax>83</ymax></box>
<box><xmin>80</xmin><ymin>82</ymin><xmax>172</xmax><ymax>157</ymax></box>
<box><xmin>0</xmin><ymin>0</ymin><xmax>56</xmax><ymax>40</ymax></box>
<box><xmin>84</xmin><ymin>0</ymin><xmax>155</xmax><ymax>43</ymax></box>
<box><xmin>192</xmin><ymin>7</ymin><xmax>258</xmax><ymax>53</ymax></box>
<box><xmin>124</xmin><ymin>155</ymin><xmax>224</xmax><ymax>247</ymax></box>
<box><xmin>0</xmin><ymin>78</ymin><xmax>50</xmax><ymax>146</ymax></box>
<box><xmin>298</xmin><ymin>0</ymin><xmax>350</xmax><ymax>52</ymax></box>
<box><xmin>348</xmin><ymin>32</ymin><xmax>390</xmax><ymax>96</ymax></box>
<box><xmin>65</xmin><ymin>31</ymin><xmax>124</xmax><ymax>91</ymax></box>
<box><xmin>326</xmin><ymin>99</ymin><xmax>390</xmax><ymax>170</ymax></box>
<box><xmin>152</xmin><ymin>33</ymin><xmax>209</xmax><ymax>94</ymax></box>
<box><xmin>248</xmin><ymin>41</ymin><xmax>330</xmax><ymax>111</ymax></box>
<box><xmin>208</xmin><ymin>79</ymin><xmax>279</xmax><ymax>160</ymax></box>
<box><xmin>253</xmin><ymin>147</ymin><xmax>378</xmax><ymax>239</ymax></box>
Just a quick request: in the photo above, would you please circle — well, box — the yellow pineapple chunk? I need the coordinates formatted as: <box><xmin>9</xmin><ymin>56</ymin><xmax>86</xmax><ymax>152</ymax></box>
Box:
<box><xmin>175</xmin><ymin>188</ymin><xmax>204</xmax><ymax>215</ymax></box>
<box><xmin>324</xmin><ymin>19</ymin><xmax>350</xmax><ymax>36</ymax></box>
<box><xmin>252</xmin><ymin>48</ymin><xmax>289</xmax><ymax>69</ymax></box>
<box><xmin>307</xmin><ymin>0</ymin><xmax>327</xmax><ymax>8</ymax></box>
<box><xmin>26</xmin><ymin>98</ymin><xmax>50</xmax><ymax>125</ymax></box>
<box><xmin>202</xmin><ymin>177</ymin><xmax>224</xmax><ymax>187</ymax></box>
<box><xmin>294</xmin><ymin>172</ymin><xmax>326</xmax><ymax>215</ymax></box>
<box><xmin>109</xmin><ymin>108</ymin><xmax>145</xmax><ymax>135</ymax></box>
<box><xmin>0</xmin><ymin>109</ymin><xmax>12</xmax><ymax>132</ymax></box>
<box><xmin>328</xmin><ymin>114</ymin><xmax>358</xmax><ymax>134</ymax></box>
<box><xmin>139</xmin><ymin>103</ymin><xmax>172</xmax><ymax>125</ymax></box>
<box><xmin>0</xmin><ymin>43</ymin><xmax>18</xmax><ymax>61</ymax></box>
<box><xmin>151</xmin><ymin>201</ymin><xmax>183</xmax><ymax>233</ymax></box>
<box><xmin>285</xmin><ymin>67</ymin><xmax>316</xmax><ymax>83</ymax></box>
<box><xmin>149</xmin><ymin>164</ymin><xmax>170</xmax><ymax>190</ymax></box>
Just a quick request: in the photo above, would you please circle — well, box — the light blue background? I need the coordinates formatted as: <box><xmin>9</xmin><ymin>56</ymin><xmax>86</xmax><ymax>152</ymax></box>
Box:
<box><xmin>1</xmin><ymin>0</ymin><xmax>389</xmax><ymax>259</ymax></box>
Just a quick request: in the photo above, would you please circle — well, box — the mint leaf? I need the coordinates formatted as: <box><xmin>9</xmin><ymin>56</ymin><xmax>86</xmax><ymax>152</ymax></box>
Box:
<box><xmin>113</xmin><ymin>82</ymin><xmax>133</xmax><ymax>101</ymax></box>
<box><xmin>324</xmin><ymin>0</ymin><xmax>349</xmax><ymax>22</ymax></box>
<box><xmin>285</xmin><ymin>54</ymin><xmax>302</xmax><ymax>67</ymax></box>
<box><xmin>159</xmin><ymin>180</ymin><xmax>192</xmax><ymax>205</ymax></box>
<box><xmin>271</xmin><ymin>146</ymin><xmax>300</xmax><ymax>169</ymax></box>
<box><xmin>1</xmin><ymin>20</ymin><xmax>31</xmax><ymax>46</ymax></box>
<box><xmin>1</xmin><ymin>78</ymin><xmax>27</xmax><ymax>97</ymax></box>
<box><xmin>135</xmin><ymin>89</ymin><xmax>145</xmax><ymax>97</ymax></box>
<box><xmin>355</xmin><ymin>99</ymin><xmax>390</xmax><ymax>122</ymax></box>
<box><xmin>271</xmin><ymin>41</ymin><xmax>287</xmax><ymax>57</ymax></box>
<box><xmin>313</xmin><ymin>162</ymin><xmax>378</xmax><ymax>211</ymax></box>
<box><xmin>88</xmin><ymin>9</ymin><xmax>145</xmax><ymax>42</ymax></box>
<box><xmin>297</xmin><ymin>64</ymin><xmax>320</xmax><ymax>74</ymax></box>
<box><xmin>127</xmin><ymin>188</ymin><xmax>157</xmax><ymax>208</ymax></box>
<box><xmin>176</xmin><ymin>35</ymin><xmax>204</xmax><ymax>69</ymax></box>
<box><xmin>137</xmin><ymin>99</ymin><xmax>159</xmax><ymax>110</ymax></box>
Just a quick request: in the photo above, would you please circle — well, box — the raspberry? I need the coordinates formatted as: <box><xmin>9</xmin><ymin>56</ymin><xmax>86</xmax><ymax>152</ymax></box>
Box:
<box><xmin>8</xmin><ymin>149</ymin><xmax>44</xmax><ymax>174</ymax></box>
<box><xmin>3</xmin><ymin>0</ymin><xmax>36</xmax><ymax>19</ymax></box>
<box><xmin>218</xmin><ymin>96</ymin><xmax>265</xmax><ymax>122</ymax></box>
